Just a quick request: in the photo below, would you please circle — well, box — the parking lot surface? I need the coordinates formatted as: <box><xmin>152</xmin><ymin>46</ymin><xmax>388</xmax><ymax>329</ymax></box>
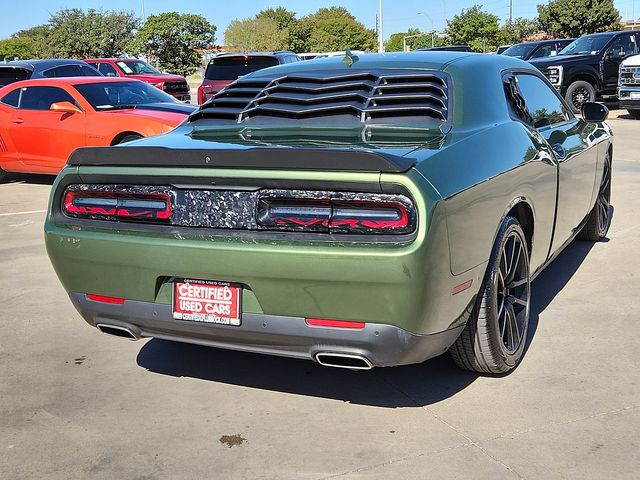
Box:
<box><xmin>1</xmin><ymin>112</ymin><xmax>639</xmax><ymax>479</ymax></box>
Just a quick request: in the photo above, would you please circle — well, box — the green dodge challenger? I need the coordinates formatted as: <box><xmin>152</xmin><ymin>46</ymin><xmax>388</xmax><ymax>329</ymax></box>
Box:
<box><xmin>45</xmin><ymin>52</ymin><xmax>613</xmax><ymax>374</ymax></box>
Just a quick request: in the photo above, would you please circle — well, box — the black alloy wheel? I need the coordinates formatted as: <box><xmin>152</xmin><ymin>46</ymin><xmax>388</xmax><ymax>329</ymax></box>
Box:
<box><xmin>581</xmin><ymin>153</ymin><xmax>612</xmax><ymax>241</ymax></box>
<box><xmin>450</xmin><ymin>216</ymin><xmax>531</xmax><ymax>374</ymax></box>
<box><xmin>565</xmin><ymin>80</ymin><xmax>596</xmax><ymax>113</ymax></box>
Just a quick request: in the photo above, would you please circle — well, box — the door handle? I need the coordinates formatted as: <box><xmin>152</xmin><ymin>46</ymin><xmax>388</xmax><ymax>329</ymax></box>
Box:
<box><xmin>552</xmin><ymin>143</ymin><xmax>567</xmax><ymax>160</ymax></box>
<box><xmin>11</xmin><ymin>118</ymin><xmax>24</xmax><ymax>124</ymax></box>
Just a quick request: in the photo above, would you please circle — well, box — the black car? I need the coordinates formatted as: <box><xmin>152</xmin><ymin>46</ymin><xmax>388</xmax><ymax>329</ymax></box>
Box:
<box><xmin>529</xmin><ymin>31</ymin><xmax>640</xmax><ymax>112</ymax></box>
<box><xmin>0</xmin><ymin>59</ymin><xmax>102</xmax><ymax>87</ymax></box>
<box><xmin>502</xmin><ymin>39</ymin><xmax>574</xmax><ymax>61</ymax></box>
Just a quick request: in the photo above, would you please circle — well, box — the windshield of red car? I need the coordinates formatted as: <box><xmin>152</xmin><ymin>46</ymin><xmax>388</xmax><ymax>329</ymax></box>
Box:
<box><xmin>204</xmin><ymin>56</ymin><xmax>279</xmax><ymax>80</ymax></box>
<box><xmin>116</xmin><ymin>60</ymin><xmax>160</xmax><ymax>75</ymax></box>
<box><xmin>74</xmin><ymin>81</ymin><xmax>177</xmax><ymax>110</ymax></box>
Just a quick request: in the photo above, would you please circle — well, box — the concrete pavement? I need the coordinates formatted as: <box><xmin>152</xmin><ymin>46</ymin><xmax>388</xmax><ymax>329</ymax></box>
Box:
<box><xmin>1</xmin><ymin>114</ymin><xmax>639</xmax><ymax>479</ymax></box>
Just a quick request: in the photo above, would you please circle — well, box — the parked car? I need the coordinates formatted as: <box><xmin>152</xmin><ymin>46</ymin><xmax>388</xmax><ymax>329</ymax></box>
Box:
<box><xmin>84</xmin><ymin>58</ymin><xmax>191</xmax><ymax>103</ymax></box>
<box><xmin>417</xmin><ymin>45</ymin><xmax>473</xmax><ymax>52</ymax></box>
<box><xmin>618</xmin><ymin>54</ymin><xmax>640</xmax><ymax>118</ymax></box>
<box><xmin>501</xmin><ymin>39</ymin><xmax>574</xmax><ymax>61</ymax></box>
<box><xmin>0</xmin><ymin>77</ymin><xmax>196</xmax><ymax>177</ymax></box>
<box><xmin>45</xmin><ymin>52</ymin><xmax>612</xmax><ymax>374</ymax></box>
<box><xmin>0</xmin><ymin>59</ymin><xmax>101</xmax><ymax>87</ymax></box>
<box><xmin>529</xmin><ymin>30</ymin><xmax>640</xmax><ymax>112</ymax></box>
<box><xmin>197</xmin><ymin>51</ymin><xmax>301</xmax><ymax>104</ymax></box>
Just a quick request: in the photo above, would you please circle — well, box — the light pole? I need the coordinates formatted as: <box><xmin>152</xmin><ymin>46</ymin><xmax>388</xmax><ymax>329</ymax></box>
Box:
<box><xmin>378</xmin><ymin>0</ymin><xmax>384</xmax><ymax>53</ymax></box>
<box><xmin>417</xmin><ymin>12</ymin><xmax>436</xmax><ymax>47</ymax></box>
<box><xmin>403</xmin><ymin>32</ymin><xmax>432</xmax><ymax>52</ymax></box>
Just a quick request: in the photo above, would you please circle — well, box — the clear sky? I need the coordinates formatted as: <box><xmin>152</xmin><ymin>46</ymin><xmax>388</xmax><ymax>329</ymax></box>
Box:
<box><xmin>1</xmin><ymin>0</ymin><xmax>638</xmax><ymax>40</ymax></box>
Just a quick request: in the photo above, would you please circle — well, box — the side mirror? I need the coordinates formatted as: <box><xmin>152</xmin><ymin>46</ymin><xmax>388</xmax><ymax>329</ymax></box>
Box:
<box><xmin>581</xmin><ymin>102</ymin><xmax>609</xmax><ymax>122</ymax></box>
<box><xmin>50</xmin><ymin>101</ymin><xmax>82</xmax><ymax>114</ymax></box>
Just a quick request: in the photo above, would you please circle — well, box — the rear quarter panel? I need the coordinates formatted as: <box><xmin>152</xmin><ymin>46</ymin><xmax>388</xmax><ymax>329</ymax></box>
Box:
<box><xmin>415</xmin><ymin>121</ymin><xmax>558</xmax><ymax>276</ymax></box>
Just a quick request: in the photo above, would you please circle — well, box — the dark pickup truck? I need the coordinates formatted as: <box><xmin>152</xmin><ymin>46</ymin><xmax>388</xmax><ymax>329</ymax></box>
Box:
<box><xmin>530</xmin><ymin>30</ymin><xmax>640</xmax><ymax>112</ymax></box>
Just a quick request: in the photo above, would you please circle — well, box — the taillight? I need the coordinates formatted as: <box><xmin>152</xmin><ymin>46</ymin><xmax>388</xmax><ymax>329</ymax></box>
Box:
<box><xmin>63</xmin><ymin>189</ymin><xmax>172</xmax><ymax>221</ymax></box>
<box><xmin>257</xmin><ymin>196</ymin><xmax>415</xmax><ymax>235</ymax></box>
<box><xmin>197</xmin><ymin>85</ymin><xmax>217</xmax><ymax>104</ymax></box>
<box><xmin>197</xmin><ymin>85</ymin><xmax>205</xmax><ymax>104</ymax></box>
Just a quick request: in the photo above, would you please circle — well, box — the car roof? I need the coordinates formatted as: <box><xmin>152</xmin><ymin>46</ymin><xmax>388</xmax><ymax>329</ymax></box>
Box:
<box><xmin>2</xmin><ymin>59</ymin><xmax>92</xmax><ymax>71</ymax></box>
<box><xmin>1</xmin><ymin>77</ymin><xmax>146</xmax><ymax>90</ymax></box>
<box><xmin>84</xmin><ymin>58</ymin><xmax>143</xmax><ymax>62</ymax></box>
<box><xmin>214</xmin><ymin>51</ymin><xmax>295</xmax><ymax>58</ymax></box>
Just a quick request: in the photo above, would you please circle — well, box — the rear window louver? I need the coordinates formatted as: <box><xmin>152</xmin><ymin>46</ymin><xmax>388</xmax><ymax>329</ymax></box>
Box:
<box><xmin>191</xmin><ymin>69</ymin><xmax>449</xmax><ymax>124</ymax></box>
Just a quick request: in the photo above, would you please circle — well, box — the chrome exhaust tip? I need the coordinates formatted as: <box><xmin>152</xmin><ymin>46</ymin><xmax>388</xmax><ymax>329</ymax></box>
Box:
<box><xmin>315</xmin><ymin>352</ymin><xmax>373</xmax><ymax>370</ymax></box>
<box><xmin>96</xmin><ymin>323</ymin><xmax>138</xmax><ymax>340</ymax></box>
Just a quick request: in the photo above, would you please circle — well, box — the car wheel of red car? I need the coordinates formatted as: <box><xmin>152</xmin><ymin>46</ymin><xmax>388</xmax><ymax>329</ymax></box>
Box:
<box><xmin>0</xmin><ymin>166</ymin><xmax>6</xmax><ymax>183</ymax></box>
<box><xmin>450</xmin><ymin>216</ymin><xmax>531</xmax><ymax>374</ymax></box>
<box><xmin>116</xmin><ymin>134</ymin><xmax>143</xmax><ymax>144</ymax></box>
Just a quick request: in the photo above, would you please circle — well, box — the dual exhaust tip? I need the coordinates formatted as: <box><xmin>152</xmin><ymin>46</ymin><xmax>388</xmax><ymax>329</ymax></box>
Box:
<box><xmin>96</xmin><ymin>323</ymin><xmax>374</xmax><ymax>370</ymax></box>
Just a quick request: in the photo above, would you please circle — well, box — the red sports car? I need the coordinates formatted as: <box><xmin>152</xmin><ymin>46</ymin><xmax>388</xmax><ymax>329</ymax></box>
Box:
<box><xmin>84</xmin><ymin>58</ymin><xmax>191</xmax><ymax>102</ymax></box>
<box><xmin>0</xmin><ymin>77</ymin><xmax>196</xmax><ymax>178</ymax></box>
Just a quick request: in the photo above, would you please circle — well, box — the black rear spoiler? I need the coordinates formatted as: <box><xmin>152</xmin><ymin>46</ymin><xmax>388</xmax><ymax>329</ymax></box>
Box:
<box><xmin>68</xmin><ymin>146</ymin><xmax>416</xmax><ymax>173</ymax></box>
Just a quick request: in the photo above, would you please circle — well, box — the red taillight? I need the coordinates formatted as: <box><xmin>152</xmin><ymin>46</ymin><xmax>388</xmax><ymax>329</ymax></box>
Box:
<box><xmin>305</xmin><ymin>318</ymin><xmax>366</xmax><ymax>329</ymax></box>
<box><xmin>86</xmin><ymin>294</ymin><xmax>125</xmax><ymax>304</ymax></box>
<box><xmin>197</xmin><ymin>85</ymin><xmax>217</xmax><ymax>104</ymax></box>
<box><xmin>197</xmin><ymin>85</ymin><xmax>205</xmax><ymax>104</ymax></box>
<box><xmin>257</xmin><ymin>197</ymin><xmax>415</xmax><ymax>235</ymax></box>
<box><xmin>63</xmin><ymin>190</ymin><xmax>172</xmax><ymax>221</ymax></box>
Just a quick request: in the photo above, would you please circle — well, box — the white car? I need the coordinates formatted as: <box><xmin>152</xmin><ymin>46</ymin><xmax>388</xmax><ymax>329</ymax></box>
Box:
<box><xmin>618</xmin><ymin>54</ymin><xmax>640</xmax><ymax>118</ymax></box>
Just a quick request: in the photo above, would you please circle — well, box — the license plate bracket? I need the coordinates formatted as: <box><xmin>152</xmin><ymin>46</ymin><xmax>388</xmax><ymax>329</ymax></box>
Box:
<box><xmin>172</xmin><ymin>278</ymin><xmax>242</xmax><ymax>326</ymax></box>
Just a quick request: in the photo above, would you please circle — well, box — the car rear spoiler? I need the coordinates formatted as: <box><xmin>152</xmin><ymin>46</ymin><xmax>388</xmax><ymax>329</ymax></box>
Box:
<box><xmin>68</xmin><ymin>146</ymin><xmax>417</xmax><ymax>172</ymax></box>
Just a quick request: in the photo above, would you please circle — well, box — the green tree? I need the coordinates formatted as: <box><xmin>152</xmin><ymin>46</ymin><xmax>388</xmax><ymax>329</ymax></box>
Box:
<box><xmin>446</xmin><ymin>5</ymin><xmax>500</xmax><ymax>52</ymax></box>
<box><xmin>537</xmin><ymin>0</ymin><xmax>621</xmax><ymax>37</ymax></box>
<box><xmin>498</xmin><ymin>18</ymin><xmax>540</xmax><ymax>46</ymax></box>
<box><xmin>301</xmin><ymin>7</ymin><xmax>376</xmax><ymax>52</ymax></box>
<box><xmin>12</xmin><ymin>25</ymin><xmax>51</xmax><ymax>58</ymax></box>
<box><xmin>37</xmin><ymin>8</ymin><xmax>139</xmax><ymax>58</ymax></box>
<box><xmin>0</xmin><ymin>37</ymin><xmax>36</xmax><ymax>60</ymax></box>
<box><xmin>128</xmin><ymin>12</ymin><xmax>216</xmax><ymax>76</ymax></box>
<box><xmin>256</xmin><ymin>7</ymin><xmax>298</xmax><ymax>50</ymax></box>
<box><xmin>224</xmin><ymin>17</ymin><xmax>288</xmax><ymax>51</ymax></box>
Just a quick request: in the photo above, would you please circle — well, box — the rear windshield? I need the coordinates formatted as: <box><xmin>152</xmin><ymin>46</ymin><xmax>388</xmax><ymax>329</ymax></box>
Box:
<box><xmin>205</xmin><ymin>56</ymin><xmax>279</xmax><ymax>80</ymax></box>
<box><xmin>0</xmin><ymin>67</ymin><xmax>31</xmax><ymax>87</ymax></box>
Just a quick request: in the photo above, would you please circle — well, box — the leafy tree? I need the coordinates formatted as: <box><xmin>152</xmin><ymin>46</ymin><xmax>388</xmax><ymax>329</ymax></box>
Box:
<box><xmin>498</xmin><ymin>18</ymin><xmax>540</xmax><ymax>46</ymax></box>
<box><xmin>38</xmin><ymin>8</ymin><xmax>139</xmax><ymax>58</ymax></box>
<box><xmin>12</xmin><ymin>25</ymin><xmax>51</xmax><ymax>58</ymax></box>
<box><xmin>0</xmin><ymin>37</ymin><xmax>36</xmax><ymax>60</ymax></box>
<box><xmin>300</xmin><ymin>7</ymin><xmax>376</xmax><ymax>52</ymax></box>
<box><xmin>446</xmin><ymin>5</ymin><xmax>500</xmax><ymax>52</ymax></box>
<box><xmin>128</xmin><ymin>12</ymin><xmax>216</xmax><ymax>76</ymax></box>
<box><xmin>224</xmin><ymin>17</ymin><xmax>288</xmax><ymax>51</ymax></box>
<box><xmin>256</xmin><ymin>7</ymin><xmax>298</xmax><ymax>50</ymax></box>
<box><xmin>537</xmin><ymin>0</ymin><xmax>621</xmax><ymax>37</ymax></box>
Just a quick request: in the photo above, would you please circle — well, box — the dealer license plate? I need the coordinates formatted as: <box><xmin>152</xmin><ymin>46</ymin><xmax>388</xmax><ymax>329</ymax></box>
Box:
<box><xmin>172</xmin><ymin>279</ymin><xmax>241</xmax><ymax>326</ymax></box>
<box><xmin>631</xmin><ymin>92</ymin><xmax>640</xmax><ymax>99</ymax></box>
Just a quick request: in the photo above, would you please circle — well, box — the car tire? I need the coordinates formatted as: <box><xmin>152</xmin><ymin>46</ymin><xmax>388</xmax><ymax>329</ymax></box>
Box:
<box><xmin>565</xmin><ymin>80</ymin><xmax>596</xmax><ymax>113</ymax></box>
<box><xmin>449</xmin><ymin>216</ymin><xmax>531</xmax><ymax>374</ymax></box>
<box><xmin>627</xmin><ymin>109</ymin><xmax>640</xmax><ymax>119</ymax></box>
<box><xmin>0</xmin><ymin>166</ymin><xmax>6</xmax><ymax>183</ymax></box>
<box><xmin>116</xmin><ymin>134</ymin><xmax>143</xmax><ymax>144</ymax></box>
<box><xmin>579</xmin><ymin>152</ymin><xmax>612</xmax><ymax>241</ymax></box>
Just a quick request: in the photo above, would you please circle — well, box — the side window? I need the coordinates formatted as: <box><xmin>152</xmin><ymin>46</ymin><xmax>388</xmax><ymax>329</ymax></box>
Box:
<box><xmin>515</xmin><ymin>74</ymin><xmax>571</xmax><ymax>128</ymax></box>
<box><xmin>607</xmin><ymin>34</ymin><xmax>637</xmax><ymax>57</ymax></box>
<box><xmin>97</xmin><ymin>63</ymin><xmax>118</xmax><ymax>77</ymax></box>
<box><xmin>19</xmin><ymin>86</ymin><xmax>76</xmax><ymax>110</ymax></box>
<box><xmin>1</xmin><ymin>88</ymin><xmax>20</xmax><ymax>107</ymax></box>
<box><xmin>80</xmin><ymin>65</ymin><xmax>101</xmax><ymax>76</ymax></box>
<box><xmin>43</xmin><ymin>65</ymin><xmax>83</xmax><ymax>78</ymax></box>
<box><xmin>529</xmin><ymin>45</ymin><xmax>554</xmax><ymax>59</ymax></box>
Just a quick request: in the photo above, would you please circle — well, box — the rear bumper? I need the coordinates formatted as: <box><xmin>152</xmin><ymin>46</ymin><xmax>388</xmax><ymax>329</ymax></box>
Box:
<box><xmin>71</xmin><ymin>292</ymin><xmax>464</xmax><ymax>367</ymax></box>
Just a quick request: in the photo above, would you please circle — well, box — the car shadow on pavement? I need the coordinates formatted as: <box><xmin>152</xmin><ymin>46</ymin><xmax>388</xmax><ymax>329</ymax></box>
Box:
<box><xmin>136</xmin><ymin>238</ymin><xmax>599</xmax><ymax>408</ymax></box>
<box><xmin>0</xmin><ymin>173</ymin><xmax>55</xmax><ymax>185</ymax></box>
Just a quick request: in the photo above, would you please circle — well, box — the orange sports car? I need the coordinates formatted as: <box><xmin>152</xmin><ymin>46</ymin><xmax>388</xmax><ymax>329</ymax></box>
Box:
<box><xmin>0</xmin><ymin>77</ymin><xmax>196</xmax><ymax>178</ymax></box>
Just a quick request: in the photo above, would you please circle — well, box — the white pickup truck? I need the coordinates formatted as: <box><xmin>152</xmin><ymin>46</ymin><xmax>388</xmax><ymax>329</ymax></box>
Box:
<box><xmin>619</xmin><ymin>54</ymin><xmax>640</xmax><ymax>118</ymax></box>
